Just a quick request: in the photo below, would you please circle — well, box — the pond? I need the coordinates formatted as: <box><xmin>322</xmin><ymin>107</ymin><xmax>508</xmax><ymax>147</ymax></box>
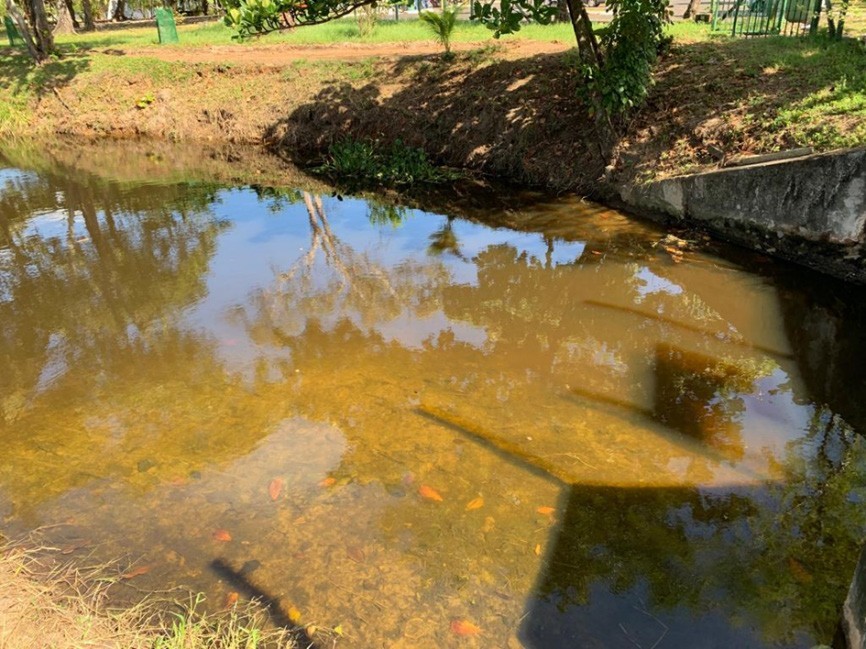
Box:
<box><xmin>2</xmin><ymin>142</ymin><xmax>866</xmax><ymax>649</ymax></box>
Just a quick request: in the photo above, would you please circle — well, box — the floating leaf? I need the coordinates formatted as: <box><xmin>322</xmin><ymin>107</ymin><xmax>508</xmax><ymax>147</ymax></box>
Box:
<box><xmin>466</xmin><ymin>497</ymin><xmax>484</xmax><ymax>511</ymax></box>
<box><xmin>121</xmin><ymin>565</ymin><xmax>150</xmax><ymax>580</ymax></box>
<box><xmin>534</xmin><ymin>543</ymin><xmax>541</xmax><ymax>556</ymax></box>
<box><xmin>287</xmin><ymin>605</ymin><xmax>302</xmax><ymax>624</ymax></box>
<box><xmin>419</xmin><ymin>485</ymin><xmax>443</xmax><ymax>502</ymax></box>
<box><xmin>212</xmin><ymin>529</ymin><xmax>232</xmax><ymax>542</ymax></box>
<box><xmin>333</xmin><ymin>624</ymin><xmax>344</xmax><ymax>636</ymax></box>
<box><xmin>346</xmin><ymin>545</ymin><xmax>365</xmax><ymax>563</ymax></box>
<box><xmin>450</xmin><ymin>619</ymin><xmax>482</xmax><ymax>636</ymax></box>
<box><xmin>225</xmin><ymin>591</ymin><xmax>239</xmax><ymax>607</ymax></box>
<box><xmin>319</xmin><ymin>477</ymin><xmax>336</xmax><ymax>488</ymax></box>
<box><xmin>268</xmin><ymin>477</ymin><xmax>284</xmax><ymax>501</ymax></box>
<box><xmin>537</xmin><ymin>506</ymin><xmax>555</xmax><ymax>516</ymax></box>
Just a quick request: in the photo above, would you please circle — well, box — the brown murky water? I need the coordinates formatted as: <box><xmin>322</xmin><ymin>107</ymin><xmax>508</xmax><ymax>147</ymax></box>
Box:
<box><xmin>2</xmin><ymin>147</ymin><xmax>866</xmax><ymax>649</ymax></box>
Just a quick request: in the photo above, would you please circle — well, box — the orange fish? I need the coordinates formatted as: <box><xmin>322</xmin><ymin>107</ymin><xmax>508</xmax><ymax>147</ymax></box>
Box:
<box><xmin>465</xmin><ymin>497</ymin><xmax>484</xmax><ymax>511</ymax></box>
<box><xmin>419</xmin><ymin>485</ymin><xmax>443</xmax><ymax>502</ymax></box>
<box><xmin>450</xmin><ymin>619</ymin><xmax>481</xmax><ymax>636</ymax></box>
<box><xmin>268</xmin><ymin>477</ymin><xmax>284</xmax><ymax>501</ymax></box>
<box><xmin>212</xmin><ymin>529</ymin><xmax>232</xmax><ymax>542</ymax></box>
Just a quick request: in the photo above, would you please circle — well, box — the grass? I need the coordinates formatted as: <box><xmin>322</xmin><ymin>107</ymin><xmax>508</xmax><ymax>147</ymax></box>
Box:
<box><xmin>53</xmin><ymin>16</ymin><xmax>579</xmax><ymax>50</ymax></box>
<box><xmin>0</xmin><ymin>544</ymin><xmax>297</xmax><ymax>649</ymax></box>
<box><xmin>317</xmin><ymin>137</ymin><xmax>461</xmax><ymax>186</ymax></box>
<box><xmin>50</xmin><ymin>15</ymin><xmax>712</xmax><ymax>51</ymax></box>
<box><xmin>622</xmin><ymin>29</ymin><xmax>866</xmax><ymax>180</ymax></box>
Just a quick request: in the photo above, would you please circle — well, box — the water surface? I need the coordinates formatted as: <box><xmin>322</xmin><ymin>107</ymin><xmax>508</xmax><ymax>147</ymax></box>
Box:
<box><xmin>2</xmin><ymin>147</ymin><xmax>866</xmax><ymax>648</ymax></box>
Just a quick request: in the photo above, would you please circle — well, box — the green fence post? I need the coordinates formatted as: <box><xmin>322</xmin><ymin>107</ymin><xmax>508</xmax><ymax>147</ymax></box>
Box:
<box><xmin>155</xmin><ymin>7</ymin><xmax>179</xmax><ymax>44</ymax></box>
<box><xmin>3</xmin><ymin>16</ymin><xmax>25</xmax><ymax>48</ymax></box>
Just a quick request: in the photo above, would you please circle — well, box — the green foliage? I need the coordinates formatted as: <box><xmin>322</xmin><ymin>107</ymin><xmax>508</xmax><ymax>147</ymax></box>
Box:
<box><xmin>317</xmin><ymin>138</ymin><xmax>459</xmax><ymax>186</ymax></box>
<box><xmin>471</xmin><ymin>0</ymin><xmax>556</xmax><ymax>37</ymax></box>
<box><xmin>419</xmin><ymin>6</ymin><xmax>460</xmax><ymax>55</ymax></box>
<box><xmin>224</xmin><ymin>0</ymin><xmax>410</xmax><ymax>39</ymax></box>
<box><xmin>581</xmin><ymin>0</ymin><xmax>671</xmax><ymax>115</ymax></box>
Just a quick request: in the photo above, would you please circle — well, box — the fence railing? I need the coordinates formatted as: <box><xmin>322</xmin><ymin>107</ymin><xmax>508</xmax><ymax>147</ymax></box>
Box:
<box><xmin>710</xmin><ymin>0</ymin><xmax>823</xmax><ymax>36</ymax></box>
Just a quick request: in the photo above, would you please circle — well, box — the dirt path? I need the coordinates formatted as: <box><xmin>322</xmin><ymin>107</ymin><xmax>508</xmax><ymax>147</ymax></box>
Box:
<box><xmin>110</xmin><ymin>39</ymin><xmax>572</xmax><ymax>66</ymax></box>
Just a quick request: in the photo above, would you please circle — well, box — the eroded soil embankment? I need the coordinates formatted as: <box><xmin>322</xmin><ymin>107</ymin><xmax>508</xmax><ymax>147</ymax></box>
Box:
<box><xmin>14</xmin><ymin>42</ymin><xmax>606</xmax><ymax>193</ymax></box>
<box><xmin>8</xmin><ymin>35</ymin><xmax>865</xmax><ymax>194</ymax></box>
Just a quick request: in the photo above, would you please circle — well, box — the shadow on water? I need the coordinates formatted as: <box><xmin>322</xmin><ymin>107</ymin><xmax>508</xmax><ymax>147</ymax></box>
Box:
<box><xmin>211</xmin><ymin>558</ymin><xmax>320</xmax><ymax>647</ymax></box>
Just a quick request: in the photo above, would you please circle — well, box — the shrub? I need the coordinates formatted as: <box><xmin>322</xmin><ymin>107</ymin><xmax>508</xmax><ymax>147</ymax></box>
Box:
<box><xmin>318</xmin><ymin>138</ymin><xmax>460</xmax><ymax>187</ymax></box>
<box><xmin>419</xmin><ymin>6</ymin><xmax>460</xmax><ymax>57</ymax></box>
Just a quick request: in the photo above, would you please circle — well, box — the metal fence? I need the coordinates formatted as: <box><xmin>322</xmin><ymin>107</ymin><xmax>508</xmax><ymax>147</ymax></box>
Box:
<box><xmin>710</xmin><ymin>0</ymin><xmax>823</xmax><ymax>36</ymax></box>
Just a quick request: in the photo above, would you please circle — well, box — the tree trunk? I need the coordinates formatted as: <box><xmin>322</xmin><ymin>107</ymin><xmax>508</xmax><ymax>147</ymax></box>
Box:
<box><xmin>564</xmin><ymin>0</ymin><xmax>601</xmax><ymax>67</ymax></box>
<box><xmin>31</xmin><ymin>0</ymin><xmax>55</xmax><ymax>54</ymax></box>
<box><xmin>112</xmin><ymin>0</ymin><xmax>126</xmax><ymax>21</ymax></box>
<box><xmin>81</xmin><ymin>0</ymin><xmax>95</xmax><ymax>30</ymax></box>
<box><xmin>65</xmin><ymin>0</ymin><xmax>80</xmax><ymax>28</ymax></box>
<box><xmin>54</xmin><ymin>0</ymin><xmax>76</xmax><ymax>34</ymax></box>
<box><xmin>683</xmin><ymin>0</ymin><xmax>701</xmax><ymax>19</ymax></box>
<box><xmin>556</xmin><ymin>0</ymin><xmax>569</xmax><ymax>22</ymax></box>
<box><xmin>7</xmin><ymin>0</ymin><xmax>56</xmax><ymax>62</ymax></box>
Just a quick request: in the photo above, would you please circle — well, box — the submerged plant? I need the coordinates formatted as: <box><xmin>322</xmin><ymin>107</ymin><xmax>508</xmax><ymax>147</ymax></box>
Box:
<box><xmin>419</xmin><ymin>5</ymin><xmax>460</xmax><ymax>58</ymax></box>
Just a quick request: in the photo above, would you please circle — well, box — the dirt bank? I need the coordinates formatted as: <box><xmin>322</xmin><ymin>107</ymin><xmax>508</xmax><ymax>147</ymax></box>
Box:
<box><xmin>1</xmin><ymin>34</ymin><xmax>864</xmax><ymax>193</ymax></box>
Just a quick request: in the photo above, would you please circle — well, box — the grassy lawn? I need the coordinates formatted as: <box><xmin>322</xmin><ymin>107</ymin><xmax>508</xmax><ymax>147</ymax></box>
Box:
<box><xmin>54</xmin><ymin>16</ymin><xmax>581</xmax><ymax>49</ymax></box>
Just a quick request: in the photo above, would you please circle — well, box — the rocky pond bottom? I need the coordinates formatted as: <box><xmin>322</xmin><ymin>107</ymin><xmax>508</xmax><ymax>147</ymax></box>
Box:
<box><xmin>2</xmin><ymin>144</ymin><xmax>866</xmax><ymax>649</ymax></box>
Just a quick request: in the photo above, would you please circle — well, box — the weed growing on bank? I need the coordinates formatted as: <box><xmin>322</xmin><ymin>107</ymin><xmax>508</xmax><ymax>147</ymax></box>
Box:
<box><xmin>317</xmin><ymin>138</ymin><xmax>461</xmax><ymax>187</ymax></box>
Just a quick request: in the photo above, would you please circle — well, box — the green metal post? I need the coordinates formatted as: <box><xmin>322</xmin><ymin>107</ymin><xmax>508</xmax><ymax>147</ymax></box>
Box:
<box><xmin>155</xmin><ymin>7</ymin><xmax>179</xmax><ymax>44</ymax></box>
<box><xmin>3</xmin><ymin>16</ymin><xmax>24</xmax><ymax>47</ymax></box>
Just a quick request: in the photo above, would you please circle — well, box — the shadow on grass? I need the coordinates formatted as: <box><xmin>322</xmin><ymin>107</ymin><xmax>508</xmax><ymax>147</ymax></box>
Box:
<box><xmin>0</xmin><ymin>49</ymin><xmax>91</xmax><ymax>109</ymax></box>
<box><xmin>265</xmin><ymin>49</ymin><xmax>608</xmax><ymax>193</ymax></box>
<box><xmin>624</xmin><ymin>34</ymin><xmax>866</xmax><ymax>179</ymax></box>
<box><xmin>267</xmin><ymin>33</ymin><xmax>864</xmax><ymax>190</ymax></box>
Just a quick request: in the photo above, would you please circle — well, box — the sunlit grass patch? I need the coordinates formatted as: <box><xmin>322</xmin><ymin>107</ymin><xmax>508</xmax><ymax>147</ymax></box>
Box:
<box><xmin>52</xmin><ymin>16</ymin><xmax>578</xmax><ymax>50</ymax></box>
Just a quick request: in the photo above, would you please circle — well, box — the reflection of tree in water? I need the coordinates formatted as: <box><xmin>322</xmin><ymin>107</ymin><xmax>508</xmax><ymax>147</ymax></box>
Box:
<box><xmin>427</xmin><ymin>216</ymin><xmax>466</xmax><ymax>261</ymax></box>
<box><xmin>239</xmin><ymin>192</ymin><xmax>451</xmax><ymax>346</ymax></box>
<box><xmin>0</xmin><ymin>168</ymin><xmax>227</xmax><ymax>421</ymax></box>
<box><xmin>0</xmin><ymin>169</ymin><xmax>300</xmax><ymax>522</ymax></box>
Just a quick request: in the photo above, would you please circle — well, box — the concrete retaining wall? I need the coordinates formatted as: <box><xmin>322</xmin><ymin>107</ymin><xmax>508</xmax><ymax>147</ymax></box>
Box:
<box><xmin>617</xmin><ymin>148</ymin><xmax>866</xmax><ymax>283</ymax></box>
<box><xmin>845</xmin><ymin>545</ymin><xmax>866</xmax><ymax>649</ymax></box>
